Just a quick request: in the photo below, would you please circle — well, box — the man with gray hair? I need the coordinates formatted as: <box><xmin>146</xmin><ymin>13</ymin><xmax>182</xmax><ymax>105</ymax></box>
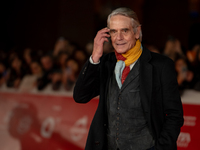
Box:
<box><xmin>73</xmin><ymin>7</ymin><xmax>183</xmax><ymax>150</ymax></box>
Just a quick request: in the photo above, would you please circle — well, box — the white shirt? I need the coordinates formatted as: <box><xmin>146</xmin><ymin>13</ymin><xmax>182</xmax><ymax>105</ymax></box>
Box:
<box><xmin>89</xmin><ymin>56</ymin><xmax>137</xmax><ymax>70</ymax></box>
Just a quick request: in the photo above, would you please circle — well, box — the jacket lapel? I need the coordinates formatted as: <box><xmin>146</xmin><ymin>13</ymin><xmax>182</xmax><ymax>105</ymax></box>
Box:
<box><xmin>139</xmin><ymin>47</ymin><xmax>152</xmax><ymax>115</ymax></box>
<box><xmin>105</xmin><ymin>53</ymin><xmax>116</xmax><ymax>89</ymax></box>
<box><xmin>104</xmin><ymin>53</ymin><xmax>116</xmax><ymax>114</ymax></box>
<box><xmin>121</xmin><ymin>59</ymin><xmax>140</xmax><ymax>91</ymax></box>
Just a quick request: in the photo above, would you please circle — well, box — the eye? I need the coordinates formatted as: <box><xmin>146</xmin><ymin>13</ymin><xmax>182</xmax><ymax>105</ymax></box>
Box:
<box><xmin>110</xmin><ymin>30</ymin><xmax>116</xmax><ymax>34</ymax></box>
<box><xmin>122</xmin><ymin>29</ymin><xmax>129</xmax><ymax>33</ymax></box>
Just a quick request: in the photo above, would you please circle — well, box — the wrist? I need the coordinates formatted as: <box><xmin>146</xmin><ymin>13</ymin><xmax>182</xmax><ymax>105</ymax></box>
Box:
<box><xmin>91</xmin><ymin>54</ymin><xmax>101</xmax><ymax>63</ymax></box>
<box><xmin>89</xmin><ymin>56</ymin><xmax>100</xmax><ymax>64</ymax></box>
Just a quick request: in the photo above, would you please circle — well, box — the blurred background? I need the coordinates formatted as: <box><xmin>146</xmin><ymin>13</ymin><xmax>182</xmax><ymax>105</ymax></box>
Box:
<box><xmin>0</xmin><ymin>0</ymin><xmax>200</xmax><ymax>150</ymax></box>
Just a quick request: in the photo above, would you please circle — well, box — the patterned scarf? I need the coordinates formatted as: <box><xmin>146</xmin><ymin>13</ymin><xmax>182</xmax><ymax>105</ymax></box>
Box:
<box><xmin>115</xmin><ymin>40</ymin><xmax>142</xmax><ymax>88</ymax></box>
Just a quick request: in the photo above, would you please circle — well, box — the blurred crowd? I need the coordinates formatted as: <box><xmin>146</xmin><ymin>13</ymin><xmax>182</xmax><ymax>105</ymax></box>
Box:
<box><xmin>0</xmin><ymin>37</ymin><xmax>113</xmax><ymax>93</ymax></box>
<box><xmin>147</xmin><ymin>36</ymin><xmax>200</xmax><ymax>95</ymax></box>
<box><xmin>0</xmin><ymin>36</ymin><xmax>200</xmax><ymax>95</ymax></box>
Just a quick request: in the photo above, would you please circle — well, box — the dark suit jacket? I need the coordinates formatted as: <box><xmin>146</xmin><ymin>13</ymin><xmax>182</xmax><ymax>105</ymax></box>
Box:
<box><xmin>73</xmin><ymin>47</ymin><xmax>184</xmax><ymax>150</ymax></box>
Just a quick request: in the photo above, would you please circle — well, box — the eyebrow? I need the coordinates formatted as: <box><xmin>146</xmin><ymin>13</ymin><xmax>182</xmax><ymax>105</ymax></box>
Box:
<box><xmin>110</xmin><ymin>28</ymin><xmax>130</xmax><ymax>31</ymax></box>
<box><xmin>110</xmin><ymin>29</ymin><xmax>116</xmax><ymax>32</ymax></box>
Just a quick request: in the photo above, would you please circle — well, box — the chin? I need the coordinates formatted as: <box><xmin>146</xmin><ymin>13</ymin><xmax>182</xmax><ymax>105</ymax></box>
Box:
<box><xmin>115</xmin><ymin>49</ymin><xmax>128</xmax><ymax>54</ymax></box>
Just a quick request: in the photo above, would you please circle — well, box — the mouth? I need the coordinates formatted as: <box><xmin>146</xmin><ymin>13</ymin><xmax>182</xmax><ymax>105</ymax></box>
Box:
<box><xmin>116</xmin><ymin>43</ymin><xmax>126</xmax><ymax>46</ymax></box>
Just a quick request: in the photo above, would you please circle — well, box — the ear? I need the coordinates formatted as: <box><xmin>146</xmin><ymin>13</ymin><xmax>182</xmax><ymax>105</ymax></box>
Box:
<box><xmin>135</xmin><ymin>26</ymin><xmax>141</xmax><ymax>40</ymax></box>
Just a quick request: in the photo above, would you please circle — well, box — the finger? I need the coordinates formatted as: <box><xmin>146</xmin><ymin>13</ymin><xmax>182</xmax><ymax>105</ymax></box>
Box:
<box><xmin>97</xmin><ymin>34</ymin><xmax>110</xmax><ymax>43</ymax></box>
<box><xmin>104</xmin><ymin>38</ymin><xmax>109</xmax><ymax>43</ymax></box>
<box><xmin>98</xmin><ymin>28</ymin><xmax>110</xmax><ymax>34</ymax></box>
<box><xmin>102</xmin><ymin>27</ymin><xmax>110</xmax><ymax>31</ymax></box>
<box><xmin>95</xmin><ymin>33</ymin><xmax>110</xmax><ymax>43</ymax></box>
<box><xmin>100</xmin><ymin>37</ymin><xmax>109</xmax><ymax>43</ymax></box>
<box><xmin>101</xmin><ymin>33</ymin><xmax>110</xmax><ymax>37</ymax></box>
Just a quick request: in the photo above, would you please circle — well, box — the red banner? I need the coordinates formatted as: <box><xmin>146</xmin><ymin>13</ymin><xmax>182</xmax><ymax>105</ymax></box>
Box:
<box><xmin>0</xmin><ymin>92</ymin><xmax>98</xmax><ymax>150</ymax></box>
<box><xmin>177</xmin><ymin>104</ymin><xmax>200</xmax><ymax>150</ymax></box>
<box><xmin>0</xmin><ymin>91</ymin><xmax>199</xmax><ymax>150</ymax></box>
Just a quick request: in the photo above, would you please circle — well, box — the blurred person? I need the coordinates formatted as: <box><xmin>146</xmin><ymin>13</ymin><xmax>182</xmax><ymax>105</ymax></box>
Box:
<box><xmin>186</xmin><ymin>45</ymin><xmax>200</xmax><ymax>71</ymax></box>
<box><xmin>23</xmin><ymin>48</ymin><xmax>32</xmax><ymax>65</ymax></box>
<box><xmin>186</xmin><ymin>45</ymin><xmax>200</xmax><ymax>91</ymax></box>
<box><xmin>186</xmin><ymin>45</ymin><xmax>198</xmax><ymax>64</ymax></box>
<box><xmin>85</xmin><ymin>41</ymin><xmax>94</xmax><ymax>56</ymax></box>
<box><xmin>67</xmin><ymin>41</ymin><xmax>77</xmax><ymax>56</ymax></box>
<box><xmin>0</xmin><ymin>62</ymin><xmax>8</xmax><ymax>87</ymax></box>
<box><xmin>37</xmin><ymin>54</ymin><xmax>55</xmax><ymax>90</ymax></box>
<box><xmin>73</xmin><ymin>7</ymin><xmax>183</xmax><ymax>150</ymax></box>
<box><xmin>73</xmin><ymin>49</ymin><xmax>88</xmax><ymax>67</ymax></box>
<box><xmin>62</xmin><ymin>58</ymin><xmax>79</xmax><ymax>91</ymax></box>
<box><xmin>53</xmin><ymin>37</ymin><xmax>70</xmax><ymax>56</ymax></box>
<box><xmin>55</xmin><ymin>51</ymin><xmax>69</xmax><ymax>72</ymax></box>
<box><xmin>51</xmin><ymin>69</ymin><xmax>62</xmax><ymax>91</ymax></box>
<box><xmin>174</xmin><ymin>55</ymin><xmax>195</xmax><ymax>94</ymax></box>
<box><xmin>19</xmin><ymin>61</ymin><xmax>43</xmax><ymax>92</ymax></box>
<box><xmin>40</xmin><ymin>54</ymin><xmax>54</xmax><ymax>71</ymax></box>
<box><xmin>163</xmin><ymin>36</ymin><xmax>184</xmax><ymax>61</ymax></box>
<box><xmin>53</xmin><ymin>37</ymin><xmax>78</xmax><ymax>57</ymax></box>
<box><xmin>191</xmin><ymin>46</ymin><xmax>200</xmax><ymax>91</ymax></box>
<box><xmin>146</xmin><ymin>45</ymin><xmax>160</xmax><ymax>53</ymax></box>
<box><xmin>22</xmin><ymin>48</ymin><xmax>39</xmax><ymax>75</ymax></box>
<box><xmin>51</xmin><ymin>51</ymin><xmax>70</xmax><ymax>91</ymax></box>
<box><xmin>6</xmin><ymin>56</ymin><xmax>26</xmax><ymax>88</ymax></box>
<box><xmin>52</xmin><ymin>55</ymin><xmax>80</xmax><ymax>91</ymax></box>
<box><xmin>30</xmin><ymin>61</ymin><xmax>43</xmax><ymax>76</ymax></box>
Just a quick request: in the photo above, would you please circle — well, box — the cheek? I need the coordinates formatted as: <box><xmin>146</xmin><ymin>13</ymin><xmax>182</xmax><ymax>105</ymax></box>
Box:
<box><xmin>127</xmin><ymin>37</ymin><xmax>136</xmax><ymax>47</ymax></box>
<box><xmin>111</xmin><ymin>38</ymin><xmax>117</xmax><ymax>48</ymax></box>
<box><xmin>111</xmin><ymin>36</ymin><xmax>115</xmax><ymax>43</ymax></box>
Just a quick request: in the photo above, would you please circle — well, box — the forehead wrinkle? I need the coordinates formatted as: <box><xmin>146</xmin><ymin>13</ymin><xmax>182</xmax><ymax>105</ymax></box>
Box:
<box><xmin>109</xmin><ymin>15</ymin><xmax>132</xmax><ymax>30</ymax></box>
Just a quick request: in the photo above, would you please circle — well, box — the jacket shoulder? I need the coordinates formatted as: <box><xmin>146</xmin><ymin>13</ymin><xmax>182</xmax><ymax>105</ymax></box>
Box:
<box><xmin>150</xmin><ymin>51</ymin><xmax>174</xmax><ymax>66</ymax></box>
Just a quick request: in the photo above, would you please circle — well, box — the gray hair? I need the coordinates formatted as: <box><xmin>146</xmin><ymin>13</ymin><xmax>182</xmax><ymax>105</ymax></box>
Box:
<box><xmin>107</xmin><ymin>7</ymin><xmax>142</xmax><ymax>41</ymax></box>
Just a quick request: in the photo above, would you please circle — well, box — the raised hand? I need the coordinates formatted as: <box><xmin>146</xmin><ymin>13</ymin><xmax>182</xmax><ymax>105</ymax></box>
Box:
<box><xmin>92</xmin><ymin>28</ymin><xmax>110</xmax><ymax>63</ymax></box>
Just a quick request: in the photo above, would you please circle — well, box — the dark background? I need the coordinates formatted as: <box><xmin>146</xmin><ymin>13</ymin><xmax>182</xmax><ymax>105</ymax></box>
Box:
<box><xmin>1</xmin><ymin>0</ymin><xmax>200</xmax><ymax>53</ymax></box>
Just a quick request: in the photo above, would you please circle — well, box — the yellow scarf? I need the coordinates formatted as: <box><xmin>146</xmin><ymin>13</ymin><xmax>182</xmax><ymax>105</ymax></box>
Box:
<box><xmin>115</xmin><ymin>39</ymin><xmax>142</xmax><ymax>66</ymax></box>
<box><xmin>115</xmin><ymin>40</ymin><xmax>142</xmax><ymax>87</ymax></box>
<box><xmin>122</xmin><ymin>39</ymin><xmax>142</xmax><ymax>66</ymax></box>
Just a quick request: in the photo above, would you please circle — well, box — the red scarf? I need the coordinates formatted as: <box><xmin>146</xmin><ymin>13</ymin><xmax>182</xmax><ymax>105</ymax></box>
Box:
<box><xmin>115</xmin><ymin>40</ymin><xmax>142</xmax><ymax>84</ymax></box>
<box><xmin>115</xmin><ymin>51</ymin><xmax>130</xmax><ymax>84</ymax></box>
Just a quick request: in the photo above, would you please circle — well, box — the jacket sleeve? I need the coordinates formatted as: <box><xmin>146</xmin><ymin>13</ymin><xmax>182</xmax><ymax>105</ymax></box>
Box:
<box><xmin>73</xmin><ymin>59</ymin><xmax>100</xmax><ymax>103</ymax></box>
<box><xmin>156</xmin><ymin>58</ymin><xmax>184</xmax><ymax>150</ymax></box>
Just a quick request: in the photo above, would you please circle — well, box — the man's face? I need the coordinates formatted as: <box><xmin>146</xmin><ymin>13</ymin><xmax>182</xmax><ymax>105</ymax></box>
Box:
<box><xmin>109</xmin><ymin>15</ymin><xmax>140</xmax><ymax>54</ymax></box>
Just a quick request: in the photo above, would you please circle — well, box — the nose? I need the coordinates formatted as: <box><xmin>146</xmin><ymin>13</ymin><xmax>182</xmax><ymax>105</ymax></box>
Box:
<box><xmin>116</xmin><ymin>31</ymin><xmax>123</xmax><ymax>40</ymax></box>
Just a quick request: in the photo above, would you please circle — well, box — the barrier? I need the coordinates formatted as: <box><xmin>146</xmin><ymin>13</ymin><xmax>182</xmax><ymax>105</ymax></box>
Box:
<box><xmin>177</xmin><ymin>90</ymin><xmax>200</xmax><ymax>150</ymax></box>
<box><xmin>0</xmin><ymin>89</ymin><xmax>199</xmax><ymax>150</ymax></box>
<box><xmin>0</xmin><ymin>91</ymin><xmax>98</xmax><ymax>150</ymax></box>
